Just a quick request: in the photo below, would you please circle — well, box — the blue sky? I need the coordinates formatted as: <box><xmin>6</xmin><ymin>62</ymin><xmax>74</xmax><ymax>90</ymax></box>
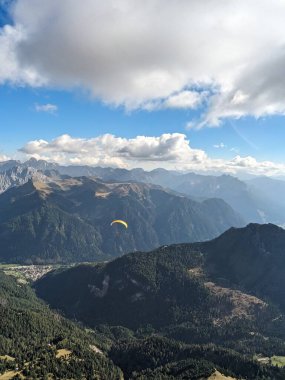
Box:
<box><xmin>1</xmin><ymin>0</ymin><xmax>285</xmax><ymax>175</ymax></box>
<box><xmin>1</xmin><ymin>84</ymin><xmax>284</xmax><ymax>162</ymax></box>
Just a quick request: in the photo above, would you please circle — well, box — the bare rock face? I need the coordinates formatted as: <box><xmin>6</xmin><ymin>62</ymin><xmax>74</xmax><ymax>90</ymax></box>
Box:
<box><xmin>0</xmin><ymin>166</ymin><xmax>52</xmax><ymax>194</ymax></box>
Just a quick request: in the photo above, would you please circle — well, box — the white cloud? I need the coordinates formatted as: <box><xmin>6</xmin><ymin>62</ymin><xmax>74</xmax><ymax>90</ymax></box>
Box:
<box><xmin>165</xmin><ymin>91</ymin><xmax>208</xmax><ymax>110</ymax></box>
<box><xmin>143</xmin><ymin>91</ymin><xmax>207</xmax><ymax>111</ymax></box>
<box><xmin>20</xmin><ymin>133</ymin><xmax>207</xmax><ymax>168</ymax></box>
<box><xmin>19</xmin><ymin>133</ymin><xmax>285</xmax><ymax>176</ymax></box>
<box><xmin>0</xmin><ymin>154</ymin><xmax>9</xmax><ymax>162</ymax></box>
<box><xmin>35</xmin><ymin>103</ymin><xmax>58</xmax><ymax>114</ymax></box>
<box><xmin>0</xmin><ymin>0</ymin><xmax>285</xmax><ymax>123</ymax></box>
<box><xmin>213</xmin><ymin>143</ymin><xmax>226</xmax><ymax>149</ymax></box>
<box><xmin>0</xmin><ymin>24</ymin><xmax>45</xmax><ymax>86</ymax></box>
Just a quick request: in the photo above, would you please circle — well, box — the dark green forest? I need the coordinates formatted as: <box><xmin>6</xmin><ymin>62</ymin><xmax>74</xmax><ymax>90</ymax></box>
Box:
<box><xmin>34</xmin><ymin>223</ymin><xmax>285</xmax><ymax>379</ymax></box>
<box><xmin>2</xmin><ymin>267</ymin><xmax>284</xmax><ymax>379</ymax></box>
<box><xmin>0</xmin><ymin>271</ymin><xmax>122</xmax><ymax>379</ymax></box>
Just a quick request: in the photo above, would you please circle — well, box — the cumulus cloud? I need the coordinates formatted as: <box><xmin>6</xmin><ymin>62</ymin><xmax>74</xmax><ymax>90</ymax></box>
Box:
<box><xmin>19</xmin><ymin>133</ymin><xmax>285</xmax><ymax>176</ymax></box>
<box><xmin>20</xmin><ymin>133</ymin><xmax>207</xmax><ymax>168</ymax></box>
<box><xmin>0</xmin><ymin>0</ymin><xmax>285</xmax><ymax>124</ymax></box>
<box><xmin>203</xmin><ymin>52</ymin><xmax>285</xmax><ymax>126</ymax></box>
<box><xmin>35</xmin><ymin>103</ymin><xmax>58</xmax><ymax>114</ymax></box>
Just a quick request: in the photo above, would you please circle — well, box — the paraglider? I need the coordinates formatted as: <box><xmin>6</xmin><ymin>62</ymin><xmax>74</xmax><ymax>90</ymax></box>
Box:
<box><xmin>110</xmin><ymin>219</ymin><xmax>128</xmax><ymax>229</ymax></box>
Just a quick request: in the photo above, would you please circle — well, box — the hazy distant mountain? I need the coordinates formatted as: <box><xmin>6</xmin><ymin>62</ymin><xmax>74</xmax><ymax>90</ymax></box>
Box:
<box><xmin>35</xmin><ymin>223</ymin><xmax>285</xmax><ymax>379</ymax></box>
<box><xmin>167</xmin><ymin>173</ymin><xmax>262</xmax><ymax>221</ymax></box>
<box><xmin>0</xmin><ymin>176</ymin><xmax>244</xmax><ymax>263</ymax></box>
<box><xmin>247</xmin><ymin>176</ymin><xmax>285</xmax><ymax>197</ymax></box>
<box><xmin>246</xmin><ymin>176</ymin><xmax>285</xmax><ymax>225</ymax></box>
<box><xmin>1</xmin><ymin>158</ymin><xmax>285</xmax><ymax>225</ymax></box>
<box><xmin>54</xmin><ymin>165</ymin><xmax>285</xmax><ymax>225</ymax></box>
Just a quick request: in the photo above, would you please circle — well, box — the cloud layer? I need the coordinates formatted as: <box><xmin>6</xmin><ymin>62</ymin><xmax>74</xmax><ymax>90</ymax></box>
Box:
<box><xmin>1</xmin><ymin>0</ymin><xmax>285</xmax><ymax>124</ymax></box>
<box><xmin>19</xmin><ymin>133</ymin><xmax>285</xmax><ymax>176</ymax></box>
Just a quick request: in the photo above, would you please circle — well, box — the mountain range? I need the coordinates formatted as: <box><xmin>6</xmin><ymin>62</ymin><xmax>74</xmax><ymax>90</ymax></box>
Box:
<box><xmin>0</xmin><ymin>158</ymin><xmax>284</xmax><ymax>225</ymax></box>
<box><xmin>0</xmin><ymin>176</ymin><xmax>243</xmax><ymax>263</ymax></box>
<box><xmin>1</xmin><ymin>157</ymin><xmax>285</xmax><ymax>378</ymax></box>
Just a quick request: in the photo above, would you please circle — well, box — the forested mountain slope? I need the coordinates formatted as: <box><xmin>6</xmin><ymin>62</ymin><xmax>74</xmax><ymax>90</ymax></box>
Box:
<box><xmin>35</xmin><ymin>223</ymin><xmax>285</xmax><ymax>379</ymax></box>
<box><xmin>0</xmin><ymin>271</ymin><xmax>122</xmax><ymax>379</ymax></box>
<box><xmin>0</xmin><ymin>176</ymin><xmax>244</xmax><ymax>263</ymax></box>
<box><xmin>2</xmin><ymin>268</ymin><xmax>281</xmax><ymax>379</ymax></box>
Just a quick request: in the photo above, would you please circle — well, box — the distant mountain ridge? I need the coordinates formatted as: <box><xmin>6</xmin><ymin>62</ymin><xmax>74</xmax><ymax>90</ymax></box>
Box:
<box><xmin>0</xmin><ymin>176</ymin><xmax>244</xmax><ymax>263</ymax></box>
<box><xmin>1</xmin><ymin>158</ymin><xmax>284</xmax><ymax>225</ymax></box>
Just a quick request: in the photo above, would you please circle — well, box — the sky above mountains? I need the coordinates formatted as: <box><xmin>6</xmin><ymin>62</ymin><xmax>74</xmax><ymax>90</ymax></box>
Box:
<box><xmin>1</xmin><ymin>0</ymin><xmax>285</xmax><ymax>175</ymax></box>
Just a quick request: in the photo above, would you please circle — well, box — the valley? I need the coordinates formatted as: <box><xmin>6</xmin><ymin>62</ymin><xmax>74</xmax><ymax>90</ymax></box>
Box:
<box><xmin>1</xmin><ymin>160</ymin><xmax>285</xmax><ymax>378</ymax></box>
<box><xmin>0</xmin><ymin>264</ymin><xmax>55</xmax><ymax>282</ymax></box>
<box><xmin>1</xmin><ymin>0</ymin><xmax>285</xmax><ymax>376</ymax></box>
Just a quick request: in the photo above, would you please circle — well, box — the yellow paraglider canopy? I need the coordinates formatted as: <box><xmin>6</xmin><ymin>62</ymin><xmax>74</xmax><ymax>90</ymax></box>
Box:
<box><xmin>110</xmin><ymin>219</ymin><xmax>128</xmax><ymax>229</ymax></box>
